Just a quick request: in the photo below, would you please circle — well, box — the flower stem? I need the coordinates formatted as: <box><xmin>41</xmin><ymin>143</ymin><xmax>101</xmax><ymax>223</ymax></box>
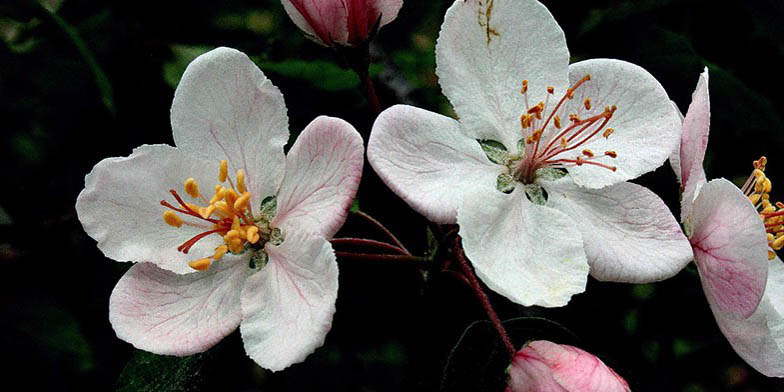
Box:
<box><xmin>352</xmin><ymin>210</ymin><xmax>411</xmax><ymax>255</ymax></box>
<box><xmin>334</xmin><ymin>251</ymin><xmax>429</xmax><ymax>265</ymax></box>
<box><xmin>331</xmin><ymin>237</ymin><xmax>407</xmax><ymax>255</ymax></box>
<box><xmin>454</xmin><ymin>240</ymin><xmax>516</xmax><ymax>360</ymax></box>
<box><xmin>358</xmin><ymin>68</ymin><xmax>381</xmax><ymax>115</ymax></box>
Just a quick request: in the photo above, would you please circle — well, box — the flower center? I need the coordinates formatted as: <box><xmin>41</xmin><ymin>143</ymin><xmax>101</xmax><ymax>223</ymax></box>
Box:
<box><xmin>741</xmin><ymin>156</ymin><xmax>784</xmax><ymax>260</ymax></box>
<box><xmin>159</xmin><ymin>160</ymin><xmax>280</xmax><ymax>271</ymax></box>
<box><xmin>512</xmin><ymin>75</ymin><xmax>619</xmax><ymax>184</ymax></box>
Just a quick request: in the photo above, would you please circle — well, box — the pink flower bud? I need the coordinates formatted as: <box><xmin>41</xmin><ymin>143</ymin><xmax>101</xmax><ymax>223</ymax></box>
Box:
<box><xmin>281</xmin><ymin>0</ymin><xmax>403</xmax><ymax>47</ymax></box>
<box><xmin>506</xmin><ymin>340</ymin><xmax>631</xmax><ymax>392</ymax></box>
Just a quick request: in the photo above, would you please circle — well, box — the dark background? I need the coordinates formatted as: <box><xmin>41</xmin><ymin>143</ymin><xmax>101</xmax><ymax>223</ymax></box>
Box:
<box><xmin>2</xmin><ymin>0</ymin><xmax>784</xmax><ymax>390</ymax></box>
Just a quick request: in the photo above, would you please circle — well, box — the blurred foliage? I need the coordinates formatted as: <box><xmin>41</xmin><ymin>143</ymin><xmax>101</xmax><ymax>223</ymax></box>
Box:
<box><xmin>1</xmin><ymin>0</ymin><xmax>784</xmax><ymax>391</ymax></box>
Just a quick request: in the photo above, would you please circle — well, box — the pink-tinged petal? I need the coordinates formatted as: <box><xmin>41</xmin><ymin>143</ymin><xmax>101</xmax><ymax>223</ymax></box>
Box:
<box><xmin>668</xmin><ymin>100</ymin><xmax>685</xmax><ymax>182</ymax></box>
<box><xmin>709</xmin><ymin>260</ymin><xmax>784</xmax><ymax>377</ymax></box>
<box><xmin>368</xmin><ymin>105</ymin><xmax>503</xmax><ymax>224</ymax></box>
<box><xmin>240</xmin><ymin>230</ymin><xmax>338</xmax><ymax>371</ymax></box>
<box><xmin>545</xmin><ymin>179</ymin><xmax>692</xmax><ymax>283</ymax></box>
<box><xmin>678</xmin><ymin>69</ymin><xmax>711</xmax><ymax>220</ymax></box>
<box><xmin>690</xmin><ymin>178</ymin><xmax>768</xmax><ymax>318</ymax></box>
<box><xmin>436</xmin><ymin>0</ymin><xmax>569</xmax><ymax>149</ymax></box>
<box><xmin>272</xmin><ymin>116</ymin><xmax>364</xmax><ymax>238</ymax></box>
<box><xmin>345</xmin><ymin>0</ymin><xmax>403</xmax><ymax>44</ymax></box>
<box><xmin>171</xmin><ymin>47</ymin><xmax>289</xmax><ymax>212</ymax></box>
<box><xmin>507</xmin><ymin>340</ymin><xmax>631</xmax><ymax>392</ymax></box>
<box><xmin>554</xmin><ymin>59</ymin><xmax>681</xmax><ymax>188</ymax></box>
<box><xmin>109</xmin><ymin>260</ymin><xmax>249</xmax><ymax>356</ymax></box>
<box><xmin>76</xmin><ymin>144</ymin><xmax>222</xmax><ymax>275</ymax></box>
<box><xmin>281</xmin><ymin>0</ymin><xmax>349</xmax><ymax>46</ymax></box>
<box><xmin>458</xmin><ymin>189</ymin><xmax>589</xmax><ymax>307</ymax></box>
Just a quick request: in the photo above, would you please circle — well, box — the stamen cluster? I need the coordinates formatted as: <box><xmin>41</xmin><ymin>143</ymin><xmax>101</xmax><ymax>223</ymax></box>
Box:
<box><xmin>513</xmin><ymin>75</ymin><xmax>618</xmax><ymax>183</ymax></box>
<box><xmin>742</xmin><ymin>156</ymin><xmax>784</xmax><ymax>260</ymax></box>
<box><xmin>160</xmin><ymin>160</ymin><xmax>265</xmax><ymax>271</ymax></box>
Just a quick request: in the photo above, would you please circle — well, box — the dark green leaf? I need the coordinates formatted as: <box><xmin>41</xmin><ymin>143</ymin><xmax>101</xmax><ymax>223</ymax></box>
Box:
<box><xmin>117</xmin><ymin>350</ymin><xmax>211</xmax><ymax>392</ymax></box>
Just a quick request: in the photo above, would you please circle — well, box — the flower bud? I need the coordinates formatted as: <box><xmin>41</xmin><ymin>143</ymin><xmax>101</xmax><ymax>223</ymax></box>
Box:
<box><xmin>506</xmin><ymin>340</ymin><xmax>630</xmax><ymax>392</ymax></box>
<box><xmin>281</xmin><ymin>0</ymin><xmax>403</xmax><ymax>47</ymax></box>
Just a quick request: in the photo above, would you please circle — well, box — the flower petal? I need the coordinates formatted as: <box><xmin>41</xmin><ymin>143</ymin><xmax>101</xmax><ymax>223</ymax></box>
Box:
<box><xmin>76</xmin><ymin>144</ymin><xmax>222</xmax><ymax>275</ymax></box>
<box><xmin>709</xmin><ymin>260</ymin><xmax>784</xmax><ymax>377</ymax></box>
<box><xmin>109</xmin><ymin>259</ymin><xmax>249</xmax><ymax>356</ymax></box>
<box><xmin>668</xmin><ymin>100</ymin><xmax>685</xmax><ymax>182</ymax></box>
<box><xmin>240</xmin><ymin>230</ymin><xmax>338</xmax><ymax>371</ymax></box>
<box><xmin>370</xmin><ymin>0</ymin><xmax>403</xmax><ymax>28</ymax></box>
<box><xmin>273</xmin><ymin>116</ymin><xmax>364</xmax><ymax>238</ymax></box>
<box><xmin>544</xmin><ymin>179</ymin><xmax>693</xmax><ymax>283</ymax></box>
<box><xmin>345</xmin><ymin>0</ymin><xmax>403</xmax><ymax>44</ymax></box>
<box><xmin>678</xmin><ymin>69</ymin><xmax>711</xmax><ymax>220</ymax></box>
<box><xmin>458</xmin><ymin>189</ymin><xmax>589</xmax><ymax>307</ymax></box>
<box><xmin>171</xmin><ymin>47</ymin><xmax>289</xmax><ymax>212</ymax></box>
<box><xmin>282</xmin><ymin>0</ymin><xmax>349</xmax><ymax>45</ymax></box>
<box><xmin>554</xmin><ymin>59</ymin><xmax>681</xmax><ymax>188</ymax></box>
<box><xmin>436</xmin><ymin>0</ymin><xmax>569</xmax><ymax>149</ymax></box>
<box><xmin>691</xmin><ymin>178</ymin><xmax>768</xmax><ymax>318</ymax></box>
<box><xmin>368</xmin><ymin>105</ymin><xmax>503</xmax><ymax>224</ymax></box>
<box><xmin>507</xmin><ymin>341</ymin><xmax>630</xmax><ymax>392</ymax></box>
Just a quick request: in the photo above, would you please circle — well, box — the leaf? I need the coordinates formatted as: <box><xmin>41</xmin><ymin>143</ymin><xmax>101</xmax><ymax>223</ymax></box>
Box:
<box><xmin>117</xmin><ymin>350</ymin><xmax>211</xmax><ymax>392</ymax></box>
<box><xmin>259</xmin><ymin>59</ymin><xmax>368</xmax><ymax>92</ymax></box>
<box><xmin>441</xmin><ymin>317</ymin><xmax>578</xmax><ymax>392</ymax></box>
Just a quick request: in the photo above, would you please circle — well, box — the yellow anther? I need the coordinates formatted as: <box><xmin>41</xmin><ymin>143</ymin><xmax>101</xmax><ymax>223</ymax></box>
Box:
<box><xmin>520</xmin><ymin>114</ymin><xmax>532</xmax><ymax>129</ymax></box>
<box><xmin>224</xmin><ymin>189</ymin><xmax>239</xmax><ymax>209</ymax></box>
<box><xmin>582</xmin><ymin>149</ymin><xmax>594</xmax><ymax>158</ymax></box>
<box><xmin>584</xmin><ymin>98</ymin><xmax>591</xmax><ymax>111</ymax></box>
<box><xmin>246</xmin><ymin>226</ymin><xmax>260</xmax><ymax>244</ymax></box>
<box><xmin>200</xmin><ymin>204</ymin><xmax>216</xmax><ymax>219</ymax></box>
<box><xmin>227</xmin><ymin>238</ymin><xmax>244</xmax><ymax>253</ymax></box>
<box><xmin>750</xmin><ymin>194</ymin><xmax>762</xmax><ymax>205</ymax></box>
<box><xmin>764</xmin><ymin>178</ymin><xmax>773</xmax><ymax>193</ymax></box>
<box><xmin>521</xmin><ymin>80</ymin><xmax>528</xmax><ymax>94</ymax></box>
<box><xmin>224</xmin><ymin>229</ymin><xmax>240</xmax><ymax>242</ymax></box>
<box><xmin>215</xmin><ymin>201</ymin><xmax>233</xmax><ymax>217</ymax></box>
<box><xmin>213</xmin><ymin>245</ymin><xmax>228</xmax><ymax>261</ymax></box>
<box><xmin>603</xmin><ymin>128</ymin><xmax>614</xmax><ymax>139</ymax></box>
<box><xmin>560</xmin><ymin>137</ymin><xmax>568</xmax><ymax>148</ymax></box>
<box><xmin>234</xmin><ymin>192</ymin><xmax>251</xmax><ymax>211</ymax></box>
<box><xmin>236</xmin><ymin>169</ymin><xmax>246</xmax><ymax>194</ymax></box>
<box><xmin>554</xmin><ymin>115</ymin><xmax>561</xmax><ymax>129</ymax></box>
<box><xmin>188</xmin><ymin>258</ymin><xmax>212</xmax><ymax>271</ymax></box>
<box><xmin>769</xmin><ymin>250</ymin><xmax>776</xmax><ymax>260</ymax></box>
<box><xmin>605</xmin><ymin>151</ymin><xmax>618</xmax><ymax>159</ymax></box>
<box><xmin>569</xmin><ymin>114</ymin><xmax>581</xmax><ymax>122</ymax></box>
<box><xmin>163</xmin><ymin>211</ymin><xmax>183</xmax><ymax>228</ymax></box>
<box><xmin>768</xmin><ymin>233</ymin><xmax>776</xmax><ymax>242</ymax></box>
<box><xmin>774</xmin><ymin>236</ymin><xmax>784</xmax><ymax>250</ymax></box>
<box><xmin>219</xmin><ymin>160</ymin><xmax>228</xmax><ymax>182</ymax></box>
<box><xmin>184</xmin><ymin>178</ymin><xmax>200</xmax><ymax>198</ymax></box>
<box><xmin>547</xmin><ymin>86</ymin><xmax>554</xmax><ymax>94</ymax></box>
<box><xmin>210</xmin><ymin>187</ymin><xmax>227</xmax><ymax>205</ymax></box>
<box><xmin>231</xmin><ymin>216</ymin><xmax>242</xmax><ymax>231</ymax></box>
<box><xmin>753</xmin><ymin>169</ymin><xmax>765</xmax><ymax>179</ymax></box>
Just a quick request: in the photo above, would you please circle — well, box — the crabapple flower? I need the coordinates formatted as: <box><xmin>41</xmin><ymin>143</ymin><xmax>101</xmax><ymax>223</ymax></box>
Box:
<box><xmin>367</xmin><ymin>0</ymin><xmax>692</xmax><ymax>307</ymax></box>
<box><xmin>75</xmin><ymin>47</ymin><xmax>364</xmax><ymax>371</ymax></box>
<box><xmin>506</xmin><ymin>340</ymin><xmax>630</xmax><ymax>392</ymax></box>
<box><xmin>281</xmin><ymin>0</ymin><xmax>403</xmax><ymax>47</ymax></box>
<box><xmin>673</xmin><ymin>69</ymin><xmax>784</xmax><ymax>376</ymax></box>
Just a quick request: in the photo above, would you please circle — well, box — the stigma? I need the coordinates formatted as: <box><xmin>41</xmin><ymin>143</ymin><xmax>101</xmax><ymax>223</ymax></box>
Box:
<box><xmin>160</xmin><ymin>160</ymin><xmax>265</xmax><ymax>271</ymax></box>
<box><xmin>513</xmin><ymin>75</ymin><xmax>618</xmax><ymax>183</ymax></box>
<box><xmin>741</xmin><ymin>156</ymin><xmax>784</xmax><ymax>260</ymax></box>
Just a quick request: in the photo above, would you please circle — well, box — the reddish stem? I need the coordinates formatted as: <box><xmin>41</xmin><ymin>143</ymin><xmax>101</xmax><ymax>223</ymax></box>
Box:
<box><xmin>334</xmin><ymin>251</ymin><xmax>428</xmax><ymax>265</ymax></box>
<box><xmin>453</xmin><ymin>239</ymin><xmax>516</xmax><ymax>360</ymax></box>
<box><xmin>359</xmin><ymin>69</ymin><xmax>381</xmax><ymax>115</ymax></box>
<box><xmin>353</xmin><ymin>210</ymin><xmax>411</xmax><ymax>255</ymax></box>
<box><xmin>331</xmin><ymin>237</ymin><xmax>407</xmax><ymax>255</ymax></box>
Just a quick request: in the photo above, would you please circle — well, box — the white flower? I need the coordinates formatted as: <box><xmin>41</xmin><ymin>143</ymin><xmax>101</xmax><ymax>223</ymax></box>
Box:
<box><xmin>75</xmin><ymin>47</ymin><xmax>364</xmax><ymax>371</ymax></box>
<box><xmin>367</xmin><ymin>0</ymin><xmax>692</xmax><ymax>307</ymax></box>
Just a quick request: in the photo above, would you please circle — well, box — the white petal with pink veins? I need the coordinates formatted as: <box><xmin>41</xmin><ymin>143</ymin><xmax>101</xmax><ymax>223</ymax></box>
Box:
<box><xmin>678</xmin><ymin>69</ymin><xmax>711</xmax><ymax>221</ymax></box>
<box><xmin>710</xmin><ymin>260</ymin><xmax>784</xmax><ymax>377</ymax></box>
<box><xmin>240</xmin><ymin>230</ymin><xmax>338</xmax><ymax>372</ymax></box>
<box><xmin>545</xmin><ymin>178</ymin><xmax>692</xmax><ymax>283</ymax></box>
<box><xmin>273</xmin><ymin>116</ymin><xmax>363</xmax><ymax>238</ymax></box>
<box><xmin>109</xmin><ymin>259</ymin><xmax>249</xmax><ymax>356</ymax></box>
<box><xmin>436</xmin><ymin>0</ymin><xmax>569</xmax><ymax>149</ymax></box>
<box><xmin>554</xmin><ymin>59</ymin><xmax>681</xmax><ymax>189</ymax></box>
<box><xmin>507</xmin><ymin>340</ymin><xmax>630</xmax><ymax>392</ymax></box>
<box><xmin>458</xmin><ymin>189</ymin><xmax>589</xmax><ymax>307</ymax></box>
<box><xmin>281</xmin><ymin>0</ymin><xmax>349</xmax><ymax>45</ymax></box>
<box><xmin>691</xmin><ymin>179</ymin><xmax>768</xmax><ymax>318</ymax></box>
<box><xmin>76</xmin><ymin>144</ymin><xmax>222</xmax><ymax>275</ymax></box>
<box><xmin>368</xmin><ymin>105</ymin><xmax>503</xmax><ymax>224</ymax></box>
<box><xmin>171</xmin><ymin>47</ymin><xmax>289</xmax><ymax>212</ymax></box>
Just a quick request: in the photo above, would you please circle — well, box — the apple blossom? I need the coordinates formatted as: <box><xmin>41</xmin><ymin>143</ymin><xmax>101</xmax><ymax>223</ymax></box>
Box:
<box><xmin>673</xmin><ymin>69</ymin><xmax>784</xmax><ymax>376</ymax></box>
<box><xmin>367</xmin><ymin>0</ymin><xmax>692</xmax><ymax>307</ymax></box>
<box><xmin>281</xmin><ymin>0</ymin><xmax>403</xmax><ymax>47</ymax></box>
<box><xmin>506</xmin><ymin>340</ymin><xmax>630</xmax><ymax>392</ymax></box>
<box><xmin>75</xmin><ymin>47</ymin><xmax>364</xmax><ymax>371</ymax></box>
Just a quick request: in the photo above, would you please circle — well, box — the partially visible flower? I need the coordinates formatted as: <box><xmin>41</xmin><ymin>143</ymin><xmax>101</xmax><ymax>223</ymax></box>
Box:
<box><xmin>281</xmin><ymin>0</ymin><xmax>403</xmax><ymax>47</ymax></box>
<box><xmin>368</xmin><ymin>0</ymin><xmax>691</xmax><ymax>307</ymax></box>
<box><xmin>673</xmin><ymin>69</ymin><xmax>784</xmax><ymax>377</ymax></box>
<box><xmin>506</xmin><ymin>340</ymin><xmax>630</xmax><ymax>392</ymax></box>
<box><xmin>75</xmin><ymin>47</ymin><xmax>364</xmax><ymax>371</ymax></box>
